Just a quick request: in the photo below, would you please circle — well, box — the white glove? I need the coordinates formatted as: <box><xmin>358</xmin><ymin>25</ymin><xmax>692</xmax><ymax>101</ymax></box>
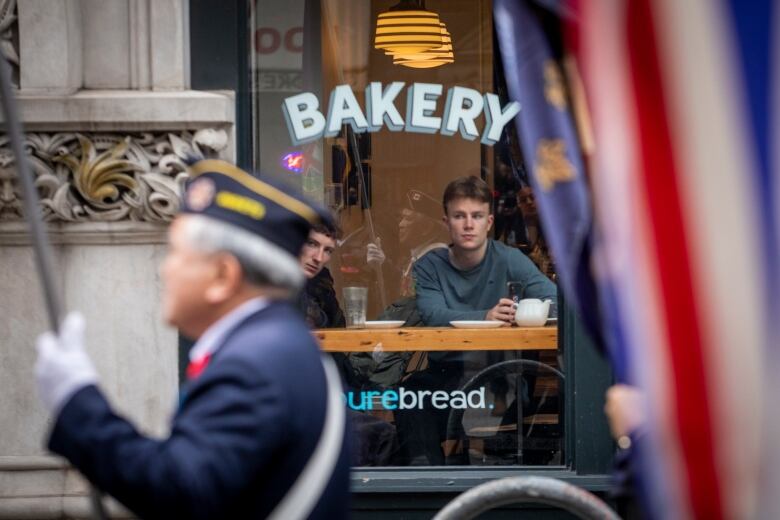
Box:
<box><xmin>366</xmin><ymin>238</ymin><xmax>386</xmax><ymax>266</ymax></box>
<box><xmin>35</xmin><ymin>312</ymin><xmax>98</xmax><ymax>415</ymax></box>
<box><xmin>372</xmin><ymin>342</ymin><xmax>386</xmax><ymax>364</ymax></box>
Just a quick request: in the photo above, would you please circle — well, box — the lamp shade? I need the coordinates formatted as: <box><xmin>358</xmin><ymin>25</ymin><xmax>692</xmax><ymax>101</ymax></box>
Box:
<box><xmin>394</xmin><ymin>22</ymin><xmax>454</xmax><ymax>68</ymax></box>
<box><xmin>374</xmin><ymin>9</ymin><xmax>443</xmax><ymax>55</ymax></box>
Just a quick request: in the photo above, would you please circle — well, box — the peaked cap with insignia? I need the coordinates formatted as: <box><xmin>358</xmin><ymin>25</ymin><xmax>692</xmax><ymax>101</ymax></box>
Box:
<box><xmin>181</xmin><ymin>159</ymin><xmax>333</xmax><ymax>286</ymax></box>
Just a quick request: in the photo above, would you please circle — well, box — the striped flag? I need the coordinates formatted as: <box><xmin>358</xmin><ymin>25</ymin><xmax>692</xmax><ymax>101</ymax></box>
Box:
<box><xmin>493</xmin><ymin>0</ymin><xmax>612</xmax><ymax>364</ymax></box>
<box><xmin>566</xmin><ymin>0</ymin><xmax>780</xmax><ymax>518</ymax></box>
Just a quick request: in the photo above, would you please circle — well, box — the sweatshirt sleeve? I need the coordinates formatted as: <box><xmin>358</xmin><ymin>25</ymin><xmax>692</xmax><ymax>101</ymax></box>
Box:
<box><xmin>413</xmin><ymin>256</ymin><xmax>488</xmax><ymax>325</ymax></box>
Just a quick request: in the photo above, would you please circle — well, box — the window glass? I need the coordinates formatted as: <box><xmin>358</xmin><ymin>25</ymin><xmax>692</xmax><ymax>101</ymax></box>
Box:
<box><xmin>250</xmin><ymin>0</ymin><xmax>562</xmax><ymax>467</ymax></box>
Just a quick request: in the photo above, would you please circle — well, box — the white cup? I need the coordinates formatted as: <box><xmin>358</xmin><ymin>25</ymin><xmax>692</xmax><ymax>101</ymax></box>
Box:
<box><xmin>514</xmin><ymin>298</ymin><xmax>552</xmax><ymax>327</ymax></box>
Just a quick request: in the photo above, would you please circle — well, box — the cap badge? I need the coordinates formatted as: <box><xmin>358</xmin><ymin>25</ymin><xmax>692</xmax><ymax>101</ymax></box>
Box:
<box><xmin>186</xmin><ymin>178</ymin><xmax>216</xmax><ymax>210</ymax></box>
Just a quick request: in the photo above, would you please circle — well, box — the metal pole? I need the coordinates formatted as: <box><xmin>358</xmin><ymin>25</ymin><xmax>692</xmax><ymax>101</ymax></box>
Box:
<box><xmin>0</xmin><ymin>62</ymin><xmax>60</xmax><ymax>331</ymax></box>
<box><xmin>321</xmin><ymin>3</ymin><xmax>388</xmax><ymax>309</ymax></box>
<box><xmin>0</xmin><ymin>52</ymin><xmax>108</xmax><ymax>520</ymax></box>
<box><xmin>346</xmin><ymin>127</ymin><xmax>388</xmax><ymax>308</ymax></box>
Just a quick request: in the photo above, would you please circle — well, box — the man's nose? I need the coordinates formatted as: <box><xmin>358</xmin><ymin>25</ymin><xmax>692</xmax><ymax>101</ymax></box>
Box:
<box><xmin>313</xmin><ymin>248</ymin><xmax>325</xmax><ymax>262</ymax></box>
<box><xmin>464</xmin><ymin>217</ymin><xmax>474</xmax><ymax>228</ymax></box>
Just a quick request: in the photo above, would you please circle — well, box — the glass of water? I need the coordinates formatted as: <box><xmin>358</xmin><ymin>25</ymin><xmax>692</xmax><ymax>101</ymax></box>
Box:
<box><xmin>342</xmin><ymin>286</ymin><xmax>368</xmax><ymax>328</ymax></box>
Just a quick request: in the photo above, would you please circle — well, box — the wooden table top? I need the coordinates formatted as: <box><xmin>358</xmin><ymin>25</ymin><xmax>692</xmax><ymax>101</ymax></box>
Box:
<box><xmin>313</xmin><ymin>326</ymin><xmax>558</xmax><ymax>352</ymax></box>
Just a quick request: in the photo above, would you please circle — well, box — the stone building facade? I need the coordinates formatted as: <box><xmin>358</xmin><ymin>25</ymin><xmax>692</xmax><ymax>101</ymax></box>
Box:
<box><xmin>0</xmin><ymin>1</ymin><xmax>232</xmax><ymax>517</ymax></box>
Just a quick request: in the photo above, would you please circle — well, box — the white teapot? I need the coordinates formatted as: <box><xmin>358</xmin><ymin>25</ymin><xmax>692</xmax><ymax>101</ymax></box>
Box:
<box><xmin>514</xmin><ymin>298</ymin><xmax>552</xmax><ymax>327</ymax></box>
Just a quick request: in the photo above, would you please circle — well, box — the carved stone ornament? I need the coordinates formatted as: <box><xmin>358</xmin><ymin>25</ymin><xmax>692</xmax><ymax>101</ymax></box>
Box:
<box><xmin>0</xmin><ymin>129</ymin><xmax>229</xmax><ymax>222</ymax></box>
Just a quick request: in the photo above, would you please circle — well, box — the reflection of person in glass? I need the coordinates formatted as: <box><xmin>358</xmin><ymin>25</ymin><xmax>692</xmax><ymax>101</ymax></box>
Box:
<box><xmin>296</xmin><ymin>223</ymin><xmax>345</xmax><ymax>329</ymax></box>
<box><xmin>334</xmin><ymin>226</ymin><xmax>386</xmax><ymax>317</ymax></box>
<box><xmin>414</xmin><ymin>176</ymin><xmax>556</xmax><ymax>326</ymax></box>
<box><xmin>508</xmin><ymin>186</ymin><xmax>555</xmax><ymax>279</ymax></box>
<box><xmin>398</xmin><ymin>190</ymin><xmax>450</xmax><ymax>297</ymax></box>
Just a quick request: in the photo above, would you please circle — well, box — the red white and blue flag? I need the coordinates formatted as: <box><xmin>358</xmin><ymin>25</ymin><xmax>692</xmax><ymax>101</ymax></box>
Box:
<box><xmin>496</xmin><ymin>0</ymin><xmax>780</xmax><ymax>518</ymax></box>
<box><xmin>568</xmin><ymin>0</ymin><xmax>780</xmax><ymax>517</ymax></box>
<box><xmin>493</xmin><ymin>0</ymin><xmax>608</xmax><ymax>353</ymax></box>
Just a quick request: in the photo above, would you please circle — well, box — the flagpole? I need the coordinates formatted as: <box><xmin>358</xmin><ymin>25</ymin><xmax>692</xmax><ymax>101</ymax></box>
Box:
<box><xmin>0</xmin><ymin>51</ymin><xmax>108</xmax><ymax>520</ymax></box>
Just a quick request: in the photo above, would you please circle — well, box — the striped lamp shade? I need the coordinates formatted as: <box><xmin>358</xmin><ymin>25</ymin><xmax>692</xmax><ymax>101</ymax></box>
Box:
<box><xmin>393</xmin><ymin>22</ymin><xmax>454</xmax><ymax>68</ymax></box>
<box><xmin>374</xmin><ymin>8</ymin><xmax>443</xmax><ymax>56</ymax></box>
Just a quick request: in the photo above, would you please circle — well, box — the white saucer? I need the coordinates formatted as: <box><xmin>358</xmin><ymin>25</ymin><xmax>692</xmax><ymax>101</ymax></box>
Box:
<box><xmin>449</xmin><ymin>320</ymin><xmax>504</xmax><ymax>329</ymax></box>
<box><xmin>364</xmin><ymin>320</ymin><xmax>405</xmax><ymax>329</ymax></box>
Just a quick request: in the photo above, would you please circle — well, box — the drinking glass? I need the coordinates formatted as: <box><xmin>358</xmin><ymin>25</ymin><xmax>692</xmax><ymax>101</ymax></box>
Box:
<box><xmin>342</xmin><ymin>286</ymin><xmax>368</xmax><ymax>328</ymax></box>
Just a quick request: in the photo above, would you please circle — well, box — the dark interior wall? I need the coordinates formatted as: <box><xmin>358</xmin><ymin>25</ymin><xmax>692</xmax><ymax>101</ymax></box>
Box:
<box><xmin>190</xmin><ymin>0</ymin><xmax>251</xmax><ymax>168</ymax></box>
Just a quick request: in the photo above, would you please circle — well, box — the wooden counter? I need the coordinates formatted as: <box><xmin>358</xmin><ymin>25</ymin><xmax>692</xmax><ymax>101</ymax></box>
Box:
<box><xmin>314</xmin><ymin>326</ymin><xmax>557</xmax><ymax>352</ymax></box>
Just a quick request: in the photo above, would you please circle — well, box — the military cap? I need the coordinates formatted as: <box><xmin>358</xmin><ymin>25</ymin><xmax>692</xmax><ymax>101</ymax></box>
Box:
<box><xmin>181</xmin><ymin>159</ymin><xmax>332</xmax><ymax>262</ymax></box>
<box><xmin>406</xmin><ymin>189</ymin><xmax>441</xmax><ymax>219</ymax></box>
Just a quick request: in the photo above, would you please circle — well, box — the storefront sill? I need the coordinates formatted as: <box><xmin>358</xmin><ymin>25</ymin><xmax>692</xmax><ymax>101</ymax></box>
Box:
<box><xmin>350</xmin><ymin>468</ymin><xmax>613</xmax><ymax>493</ymax></box>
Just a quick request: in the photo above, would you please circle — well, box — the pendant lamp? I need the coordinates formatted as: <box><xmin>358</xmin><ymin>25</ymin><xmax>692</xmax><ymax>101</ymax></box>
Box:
<box><xmin>374</xmin><ymin>0</ymin><xmax>443</xmax><ymax>56</ymax></box>
<box><xmin>393</xmin><ymin>22</ymin><xmax>454</xmax><ymax>68</ymax></box>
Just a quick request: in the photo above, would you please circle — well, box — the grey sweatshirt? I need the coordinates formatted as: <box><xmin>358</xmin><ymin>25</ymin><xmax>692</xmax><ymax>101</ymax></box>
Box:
<box><xmin>413</xmin><ymin>240</ymin><xmax>556</xmax><ymax>326</ymax></box>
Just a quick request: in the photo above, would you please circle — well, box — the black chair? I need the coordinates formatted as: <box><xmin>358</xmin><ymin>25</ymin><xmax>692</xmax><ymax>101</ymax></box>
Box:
<box><xmin>446</xmin><ymin>358</ymin><xmax>565</xmax><ymax>465</ymax></box>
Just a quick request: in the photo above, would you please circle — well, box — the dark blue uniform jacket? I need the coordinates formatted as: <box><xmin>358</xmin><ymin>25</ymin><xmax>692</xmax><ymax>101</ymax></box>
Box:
<box><xmin>47</xmin><ymin>302</ymin><xmax>351</xmax><ymax>519</ymax></box>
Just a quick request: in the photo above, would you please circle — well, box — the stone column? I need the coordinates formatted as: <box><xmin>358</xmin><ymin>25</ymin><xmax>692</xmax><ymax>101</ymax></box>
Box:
<box><xmin>0</xmin><ymin>1</ymin><xmax>236</xmax><ymax>518</ymax></box>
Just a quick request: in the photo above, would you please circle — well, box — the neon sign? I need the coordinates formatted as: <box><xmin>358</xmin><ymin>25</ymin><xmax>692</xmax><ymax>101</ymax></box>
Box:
<box><xmin>281</xmin><ymin>151</ymin><xmax>304</xmax><ymax>173</ymax></box>
<box><xmin>282</xmin><ymin>82</ymin><xmax>520</xmax><ymax>146</ymax></box>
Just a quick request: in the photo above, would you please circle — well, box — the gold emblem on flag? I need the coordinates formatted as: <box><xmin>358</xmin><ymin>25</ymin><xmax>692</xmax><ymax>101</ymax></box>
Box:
<box><xmin>534</xmin><ymin>139</ymin><xmax>576</xmax><ymax>191</ymax></box>
<box><xmin>544</xmin><ymin>60</ymin><xmax>567</xmax><ymax>110</ymax></box>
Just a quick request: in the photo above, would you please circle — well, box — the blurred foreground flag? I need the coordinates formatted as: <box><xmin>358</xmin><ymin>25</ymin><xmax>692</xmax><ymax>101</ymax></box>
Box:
<box><xmin>493</xmin><ymin>0</ymin><xmax>615</xmax><ymax>368</ymax></box>
<box><xmin>565</xmin><ymin>0</ymin><xmax>780</xmax><ymax>518</ymax></box>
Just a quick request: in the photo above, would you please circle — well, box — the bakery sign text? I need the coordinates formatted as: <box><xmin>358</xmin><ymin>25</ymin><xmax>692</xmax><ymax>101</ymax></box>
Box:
<box><xmin>282</xmin><ymin>82</ymin><xmax>520</xmax><ymax>146</ymax></box>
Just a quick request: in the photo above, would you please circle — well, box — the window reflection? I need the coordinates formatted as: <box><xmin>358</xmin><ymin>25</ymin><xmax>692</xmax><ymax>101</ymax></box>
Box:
<box><xmin>250</xmin><ymin>0</ymin><xmax>563</xmax><ymax>468</ymax></box>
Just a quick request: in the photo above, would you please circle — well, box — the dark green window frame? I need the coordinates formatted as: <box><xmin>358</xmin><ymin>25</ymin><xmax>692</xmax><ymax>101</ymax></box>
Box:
<box><xmin>188</xmin><ymin>1</ymin><xmax>615</xmax><ymax>514</ymax></box>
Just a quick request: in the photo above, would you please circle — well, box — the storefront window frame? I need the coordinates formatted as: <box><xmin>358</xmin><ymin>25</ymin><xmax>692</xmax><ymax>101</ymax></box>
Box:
<box><xmin>189</xmin><ymin>0</ymin><xmax>614</xmax><ymax>499</ymax></box>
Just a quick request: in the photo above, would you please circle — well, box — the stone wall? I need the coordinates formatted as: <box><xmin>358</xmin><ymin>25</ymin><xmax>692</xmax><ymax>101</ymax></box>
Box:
<box><xmin>0</xmin><ymin>1</ymin><xmax>234</xmax><ymax>517</ymax></box>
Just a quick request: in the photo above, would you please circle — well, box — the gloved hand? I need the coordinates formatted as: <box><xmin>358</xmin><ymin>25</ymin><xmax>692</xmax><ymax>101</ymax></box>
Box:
<box><xmin>35</xmin><ymin>312</ymin><xmax>98</xmax><ymax>415</ymax></box>
<box><xmin>366</xmin><ymin>237</ymin><xmax>386</xmax><ymax>266</ymax></box>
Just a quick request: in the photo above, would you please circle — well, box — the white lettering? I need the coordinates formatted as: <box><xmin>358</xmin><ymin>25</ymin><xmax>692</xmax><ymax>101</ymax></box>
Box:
<box><xmin>400</xmin><ymin>387</ymin><xmax>417</xmax><ymax>409</ymax></box>
<box><xmin>405</xmin><ymin>83</ymin><xmax>442</xmax><ymax>134</ymax></box>
<box><xmin>365</xmin><ymin>82</ymin><xmax>405</xmax><ymax>131</ymax></box>
<box><xmin>417</xmin><ymin>390</ymin><xmax>432</xmax><ymax>409</ymax></box>
<box><xmin>282</xmin><ymin>92</ymin><xmax>326</xmax><ymax>145</ymax></box>
<box><xmin>431</xmin><ymin>390</ymin><xmax>449</xmax><ymax>409</ymax></box>
<box><xmin>282</xmin><ymin>84</ymin><xmax>521</xmax><ymax>145</ymax></box>
<box><xmin>467</xmin><ymin>387</ymin><xmax>486</xmax><ymax>409</ymax></box>
<box><xmin>442</xmin><ymin>86</ymin><xmax>483</xmax><ymax>140</ymax></box>
<box><xmin>325</xmin><ymin>85</ymin><xmax>369</xmax><ymax>136</ymax></box>
<box><xmin>450</xmin><ymin>391</ymin><xmax>467</xmax><ymax>409</ymax></box>
<box><xmin>482</xmin><ymin>94</ymin><xmax>521</xmax><ymax>145</ymax></box>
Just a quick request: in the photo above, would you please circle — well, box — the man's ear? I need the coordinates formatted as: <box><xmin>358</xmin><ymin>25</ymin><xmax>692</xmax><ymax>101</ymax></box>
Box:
<box><xmin>204</xmin><ymin>253</ymin><xmax>244</xmax><ymax>303</ymax></box>
<box><xmin>487</xmin><ymin>213</ymin><xmax>495</xmax><ymax>231</ymax></box>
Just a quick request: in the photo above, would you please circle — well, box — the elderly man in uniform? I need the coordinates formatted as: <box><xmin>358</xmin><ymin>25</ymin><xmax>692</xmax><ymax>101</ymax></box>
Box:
<box><xmin>33</xmin><ymin>160</ymin><xmax>350</xmax><ymax>519</ymax></box>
